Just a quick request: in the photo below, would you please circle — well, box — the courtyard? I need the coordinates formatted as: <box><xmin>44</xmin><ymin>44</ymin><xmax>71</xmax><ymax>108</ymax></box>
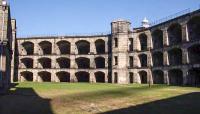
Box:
<box><xmin>0</xmin><ymin>82</ymin><xmax>200</xmax><ymax>114</ymax></box>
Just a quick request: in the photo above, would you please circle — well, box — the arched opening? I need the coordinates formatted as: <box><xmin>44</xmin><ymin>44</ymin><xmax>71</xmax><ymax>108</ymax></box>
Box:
<box><xmin>56</xmin><ymin>57</ymin><xmax>70</xmax><ymax>68</ymax></box>
<box><xmin>187</xmin><ymin>16</ymin><xmax>200</xmax><ymax>41</ymax></box>
<box><xmin>95</xmin><ymin>71</ymin><xmax>105</xmax><ymax>83</ymax></box>
<box><xmin>188</xmin><ymin>68</ymin><xmax>200</xmax><ymax>86</ymax></box>
<box><xmin>139</xmin><ymin>33</ymin><xmax>148</xmax><ymax>51</ymax></box>
<box><xmin>76</xmin><ymin>40</ymin><xmax>90</xmax><ymax>54</ymax></box>
<box><xmin>75</xmin><ymin>71</ymin><xmax>90</xmax><ymax>82</ymax></box>
<box><xmin>139</xmin><ymin>71</ymin><xmax>147</xmax><ymax>84</ymax></box>
<box><xmin>167</xmin><ymin>23</ymin><xmax>182</xmax><ymax>46</ymax></box>
<box><xmin>168</xmin><ymin>48</ymin><xmax>182</xmax><ymax>66</ymax></box>
<box><xmin>139</xmin><ymin>54</ymin><xmax>147</xmax><ymax>67</ymax></box>
<box><xmin>168</xmin><ymin>69</ymin><xmax>183</xmax><ymax>86</ymax></box>
<box><xmin>188</xmin><ymin>44</ymin><xmax>200</xmax><ymax>64</ymax></box>
<box><xmin>39</xmin><ymin>41</ymin><xmax>52</xmax><ymax>55</ymax></box>
<box><xmin>38</xmin><ymin>58</ymin><xmax>51</xmax><ymax>68</ymax></box>
<box><xmin>21</xmin><ymin>71</ymin><xmax>33</xmax><ymax>81</ymax></box>
<box><xmin>153</xmin><ymin>70</ymin><xmax>164</xmax><ymax>84</ymax></box>
<box><xmin>75</xmin><ymin>57</ymin><xmax>90</xmax><ymax>69</ymax></box>
<box><xmin>152</xmin><ymin>29</ymin><xmax>163</xmax><ymax>49</ymax></box>
<box><xmin>95</xmin><ymin>57</ymin><xmax>105</xmax><ymax>68</ymax></box>
<box><xmin>38</xmin><ymin>71</ymin><xmax>51</xmax><ymax>82</ymax></box>
<box><xmin>22</xmin><ymin>42</ymin><xmax>34</xmax><ymax>55</ymax></box>
<box><xmin>114</xmin><ymin>72</ymin><xmax>118</xmax><ymax>83</ymax></box>
<box><xmin>129</xmin><ymin>72</ymin><xmax>134</xmax><ymax>83</ymax></box>
<box><xmin>57</xmin><ymin>41</ymin><xmax>71</xmax><ymax>54</ymax></box>
<box><xmin>153</xmin><ymin>52</ymin><xmax>163</xmax><ymax>67</ymax></box>
<box><xmin>95</xmin><ymin>39</ymin><xmax>105</xmax><ymax>54</ymax></box>
<box><xmin>21</xmin><ymin>58</ymin><xmax>33</xmax><ymax>68</ymax></box>
<box><xmin>56</xmin><ymin>71</ymin><xmax>70</xmax><ymax>82</ymax></box>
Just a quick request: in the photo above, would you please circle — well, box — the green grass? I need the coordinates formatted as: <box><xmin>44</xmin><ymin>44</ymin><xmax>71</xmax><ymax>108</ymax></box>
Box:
<box><xmin>0</xmin><ymin>82</ymin><xmax>200</xmax><ymax>114</ymax></box>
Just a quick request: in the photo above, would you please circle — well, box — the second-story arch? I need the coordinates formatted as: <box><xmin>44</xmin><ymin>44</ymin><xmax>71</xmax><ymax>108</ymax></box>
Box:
<box><xmin>152</xmin><ymin>51</ymin><xmax>163</xmax><ymax>67</ymax></box>
<box><xmin>57</xmin><ymin>40</ymin><xmax>71</xmax><ymax>54</ymax></box>
<box><xmin>188</xmin><ymin>44</ymin><xmax>200</xmax><ymax>64</ymax></box>
<box><xmin>152</xmin><ymin>29</ymin><xmax>163</xmax><ymax>49</ymax></box>
<box><xmin>21</xmin><ymin>41</ymin><xmax>34</xmax><ymax>55</ymax></box>
<box><xmin>187</xmin><ymin>16</ymin><xmax>200</xmax><ymax>41</ymax></box>
<box><xmin>95</xmin><ymin>57</ymin><xmax>105</xmax><ymax>68</ymax></box>
<box><xmin>76</xmin><ymin>40</ymin><xmax>90</xmax><ymax>54</ymax></box>
<box><xmin>168</xmin><ymin>48</ymin><xmax>182</xmax><ymax>66</ymax></box>
<box><xmin>75</xmin><ymin>57</ymin><xmax>90</xmax><ymax>69</ymax></box>
<box><xmin>56</xmin><ymin>57</ymin><xmax>70</xmax><ymax>68</ymax></box>
<box><xmin>20</xmin><ymin>58</ymin><xmax>33</xmax><ymax>68</ymax></box>
<box><xmin>139</xmin><ymin>54</ymin><xmax>147</xmax><ymax>67</ymax></box>
<box><xmin>95</xmin><ymin>39</ymin><xmax>105</xmax><ymax>54</ymax></box>
<box><xmin>167</xmin><ymin>23</ymin><xmax>182</xmax><ymax>46</ymax></box>
<box><xmin>38</xmin><ymin>57</ymin><xmax>51</xmax><ymax>68</ymax></box>
<box><xmin>39</xmin><ymin>41</ymin><xmax>52</xmax><ymax>55</ymax></box>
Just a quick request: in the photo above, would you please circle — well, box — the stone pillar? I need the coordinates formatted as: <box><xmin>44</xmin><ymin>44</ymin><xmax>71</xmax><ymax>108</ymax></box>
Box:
<box><xmin>52</xmin><ymin>41</ymin><xmax>56</xmax><ymax>55</ymax></box>
<box><xmin>181</xmin><ymin>23</ymin><xmax>189</xmax><ymax>42</ymax></box>
<box><xmin>51</xmin><ymin>71</ymin><xmax>55</xmax><ymax>82</ymax></box>
<box><xmin>148</xmin><ymin>69</ymin><xmax>153</xmax><ymax>85</ymax></box>
<box><xmin>33</xmin><ymin>71</ymin><xmax>37</xmax><ymax>82</ymax></box>
<box><xmin>105</xmin><ymin>72</ymin><xmax>108</xmax><ymax>83</ymax></box>
<box><xmin>147</xmin><ymin>52</ymin><xmax>153</xmax><ymax>67</ymax></box>
<box><xmin>164</xmin><ymin>70</ymin><xmax>169</xmax><ymax>85</ymax></box>
<box><xmin>71</xmin><ymin>56</ymin><xmax>76</xmax><ymax>69</ymax></box>
<box><xmin>163</xmin><ymin>28</ymin><xmax>169</xmax><ymax>46</ymax></box>
<box><xmin>71</xmin><ymin>41</ymin><xmax>76</xmax><ymax>54</ymax></box>
<box><xmin>34</xmin><ymin>41</ymin><xmax>39</xmax><ymax>55</ymax></box>
<box><xmin>182</xmin><ymin>68</ymin><xmax>188</xmax><ymax>85</ymax></box>
<box><xmin>70</xmin><ymin>70</ymin><xmax>77</xmax><ymax>82</ymax></box>
<box><xmin>163</xmin><ymin>51</ymin><xmax>169</xmax><ymax>66</ymax></box>
<box><xmin>33</xmin><ymin>57</ymin><xmax>38</xmax><ymax>68</ymax></box>
<box><xmin>90</xmin><ymin>56</ymin><xmax>95</xmax><ymax>69</ymax></box>
<box><xmin>90</xmin><ymin>71</ymin><xmax>95</xmax><ymax>83</ymax></box>
<box><xmin>133</xmin><ymin>72</ymin><xmax>140</xmax><ymax>83</ymax></box>
<box><xmin>105</xmin><ymin>39</ymin><xmax>108</xmax><ymax>53</ymax></box>
<box><xmin>182</xmin><ymin>48</ymin><xmax>189</xmax><ymax>64</ymax></box>
<box><xmin>105</xmin><ymin>57</ymin><xmax>108</xmax><ymax>68</ymax></box>
<box><xmin>90</xmin><ymin>40</ymin><xmax>96</xmax><ymax>54</ymax></box>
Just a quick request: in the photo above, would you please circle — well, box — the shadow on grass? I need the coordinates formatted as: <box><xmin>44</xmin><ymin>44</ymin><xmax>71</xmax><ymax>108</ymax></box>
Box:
<box><xmin>0</xmin><ymin>83</ymin><xmax>54</xmax><ymax>114</ymax></box>
<box><xmin>100</xmin><ymin>92</ymin><xmax>200</xmax><ymax>114</ymax></box>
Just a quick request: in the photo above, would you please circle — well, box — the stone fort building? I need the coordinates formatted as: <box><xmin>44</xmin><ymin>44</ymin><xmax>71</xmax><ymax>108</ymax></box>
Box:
<box><xmin>13</xmin><ymin>8</ymin><xmax>200</xmax><ymax>86</ymax></box>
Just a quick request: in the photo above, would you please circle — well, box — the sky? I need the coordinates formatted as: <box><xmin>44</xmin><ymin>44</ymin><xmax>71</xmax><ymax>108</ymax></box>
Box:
<box><xmin>9</xmin><ymin>0</ymin><xmax>200</xmax><ymax>37</ymax></box>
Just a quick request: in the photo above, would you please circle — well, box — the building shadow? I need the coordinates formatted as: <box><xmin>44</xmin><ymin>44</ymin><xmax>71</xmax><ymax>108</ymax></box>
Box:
<box><xmin>100</xmin><ymin>92</ymin><xmax>200</xmax><ymax>114</ymax></box>
<box><xmin>0</xmin><ymin>83</ymin><xmax>54</xmax><ymax>114</ymax></box>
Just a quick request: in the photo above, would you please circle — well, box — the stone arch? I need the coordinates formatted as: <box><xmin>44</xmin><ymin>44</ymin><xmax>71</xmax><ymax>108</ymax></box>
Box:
<box><xmin>167</xmin><ymin>23</ymin><xmax>182</xmax><ymax>46</ymax></box>
<box><xmin>152</xmin><ymin>70</ymin><xmax>164</xmax><ymax>84</ymax></box>
<box><xmin>188</xmin><ymin>44</ymin><xmax>200</xmax><ymax>64</ymax></box>
<box><xmin>38</xmin><ymin>57</ymin><xmax>51</xmax><ymax>68</ymax></box>
<box><xmin>39</xmin><ymin>41</ymin><xmax>52</xmax><ymax>55</ymax></box>
<box><xmin>95</xmin><ymin>57</ymin><xmax>105</xmax><ymax>68</ymax></box>
<box><xmin>95</xmin><ymin>71</ymin><xmax>105</xmax><ymax>83</ymax></box>
<box><xmin>56</xmin><ymin>71</ymin><xmax>70</xmax><ymax>82</ymax></box>
<box><xmin>168</xmin><ymin>69</ymin><xmax>183</xmax><ymax>85</ymax></box>
<box><xmin>139</xmin><ymin>33</ymin><xmax>148</xmax><ymax>51</ymax></box>
<box><xmin>152</xmin><ymin>29</ymin><xmax>163</xmax><ymax>49</ymax></box>
<box><xmin>56</xmin><ymin>57</ymin><xmax>70</xmax><ymax>68</ymax></box>
<box><xmin>76</xmin><ymin>40</ymin><xmax>90</xmax><ymax>54</ymax></box>
<box><xmin>75</xmin><ymin>71</ymin><xmax>90</xmax><ymax>82</ymax></box>
<box><xmin>95</xmin><ymin>39</ymin><xmax>105</xmax><ymax>54</ymax></box>
<box><xmin>188</xmin><ymin>68</ymin><xmax>200</xmax><ymax>86</ymax></box>
<box><xmin>20</xmin><ymin>71</ymin><xmax>33</xmax><ymax>81</ymax></box>
<box><xmin>21</xmin><ymin>41</ymin><xmax>34</xmax><ymax>55</ymax></box>
<box><xmin>38</xmin><ymin>71</ymin><xmax>51</xmax><ymax>82</ymax></box>
<box><xmin>168</xmin><ymin>48</ymin><xmax>182</xmax><ymax>65</ymax></box>
<box><xmin>187</xmin><ymin>16</ymin><xmax>200</xmax><ymax>41</ymax></box>
<box><xmin>21</xmin><ymin>58</ymin><xmax>33</xmax><ymax>68</ymax></box>
<box><xmin>57</xmin><ymin>40</ymin><xmax>71</xmax><ymax>54</ymax></box>
<box><xmin>129</xmin><ymin>72</ymin><xmax>134</xmax><ymax>83</ymax></box>
<box><xmin>139</xmin><ymin>70</ymin><xmax>148</xmax><ymax>84</ymax></box>
<box><xmin>139</xmin><ymin>54</ymin><xmax>147</xmax><ymax>67</ymax></box>
<box><xmin>75</xmin><ymin>57</ymin><xmax>90</xmax><ymax>68</ymax></box>
<box><xmin>152</xmin><ymin>51</ymin><xmax>163</xmax><ymax>67</ymax></box>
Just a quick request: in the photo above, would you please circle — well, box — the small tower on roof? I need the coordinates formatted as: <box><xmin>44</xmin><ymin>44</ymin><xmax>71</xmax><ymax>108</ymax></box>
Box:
<box><xmin>142</xmin><ymin>17</ymin><xmax>150</xmax><ymax>28</ymax></box>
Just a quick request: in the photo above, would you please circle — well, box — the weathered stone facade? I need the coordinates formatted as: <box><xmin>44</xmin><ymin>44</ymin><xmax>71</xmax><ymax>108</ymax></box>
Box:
<box><xmin>14</xmin><ymin>9</ymin><xmax>200</xmax><ymax>86</ymax></box>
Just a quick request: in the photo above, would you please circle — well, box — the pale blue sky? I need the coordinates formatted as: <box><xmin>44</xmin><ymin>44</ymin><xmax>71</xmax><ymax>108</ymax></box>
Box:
<box><xmin>9</xmin><ymin>0</ymin><xmax>200</xmax><ymax>37</ymax></box>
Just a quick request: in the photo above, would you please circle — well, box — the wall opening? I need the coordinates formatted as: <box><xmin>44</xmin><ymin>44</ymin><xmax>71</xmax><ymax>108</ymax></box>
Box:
<box><xmin>187</xmin><ymin>16</ymin><xmax>200</xmax><ymax>41</ymax></box>
<box><xmin>188</xmin><ymin>44</ymin><xmax>200</xmax><ymax>64</ymax></box>
<box><xmin>129</xmin><ymin>72</ymin><xmax>134</xmax><ymax>83</ymax></box>
<box><xmin>139</xmin><ymin>33</ymin><xmax>148</xmax><ymax>51</ymax></box>
<box><xmin>21</xmin><ymin>71</ymin><xmax>33</xmax><ymax>81</ymax></box>
<box><xmin>38</xmin><ymin>58</ymin><xmax>51</xmax><ymax>68</ymax></box>
<box><xmin>167</xmin><ymin>23</ymin><xmax>182</xmax><ymax>46</ymax></box>
<box><xmin>153</xmin><ymin>52</ymin><xmax>163</xmax><ymax>67</ymax></box>
<box><xmin>21</xmin><ymin>58</ymin><xmax>33</xmax><ymax>68</ymax></box>
<box><xmin>152</xmin><ymin>29</ymin><xmax>163</xmax><ymax>49</ymax></box>
<box><xmin>22</xmin><ymin>42</ymin><xmax>34</xmax><ymax>55</ymax></box>
<box><xmin>95</xmin><ymin>39</ymin><xmax>105</xmax><ymax>54</ymax></box>
<box><xmin>95</xmin><ymin>71</ymin><xmax>105</xmax><ymax>83</ymax></box>
<box><xmin>139</xmin><ymin>54</ymin><xmax>147</xmax><ymax>67</ymax></box>
<box><xmin>56</xmin><ymin>71</ymin><xmax>70</xmax><ymax>82</ymax></box>
<box><xmin>153</xmin><ymin>70</ymin><xmax>164</xmax><ymax>84</ymax></box>
<box><xmin>95</xmin><ymin>57</ymin><xmax>105</xmax><ymax>68</ymax></box>
<box><xmin>168</xmin><ymin>69</ymin><xmax>183</xmax><ymax>86</ymax></box>
<box><xmin>57</xmin><ymin>41</ymin><xmax>71</xmax><ymax>54</ymax></box>
<box><xmin>168</xmin><ymin>48</ymin><xmax>182</xmax><ymax>66</ymax></box>
<box><xmin>75</xmin><ymin>71</ymin><xmax>90</xmax><ymax>82</ymax></box>
<box><xmin>38</xmin><ymin>71</ymin><xmax>51</xmax><ymax>82</ymax></box>
<box><xmin>39</xmin><ymin>41</ymin><xmax>52</xmax><ymax>55</ymax></box>
<box><xmin>75</xmin><ymin>57</ymin><xmax>90</xmax><ymax>69</ymax></box>
<box><xmin>56</xmin><ymin>57</ymin><xmax>70</xmax><ymax>68</ymax></box>
<box><xmin>139</xmin><ymin>71</ymin><xmax>147</xmax><ymax>84</ymax></box>
<box><xmin>76</xmin><ymin>40</ymin><xmax>90</xmax><ymax>54</ymax></box>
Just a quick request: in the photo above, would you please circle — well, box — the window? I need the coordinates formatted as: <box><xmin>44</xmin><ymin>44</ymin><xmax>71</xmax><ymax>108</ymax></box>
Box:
<box><xmin>114</xmin><ymin>56</ymin><xmax>118</xmax><ymax>65</ymax></box>
<box><xmin>114</xmin><ymin>72</ymin><xmax>118</xmax><ymax>83</ymax></box>
<box><xmin>129</xmin><ymin>56</ymin><xmax>133</xmax><ymax>67</ymax></box>
<box><xmin>114</xmin><ymin>38</ymin><xmax>118</xmax><ymax>47</ymax></box>
<box><xmin>129</xmin><ymin>38</ymin><xmax>133</xmax><ymax>51</ymax></box>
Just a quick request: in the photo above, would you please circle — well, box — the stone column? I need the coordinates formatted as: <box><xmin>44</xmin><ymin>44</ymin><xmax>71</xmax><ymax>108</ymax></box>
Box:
<box><xmin>90</xmin><ymin>40</ymin><xmax>96</xmax><ymax>54</ymax></box>
<box><xmin>70</xmin><ymin>55</ymin><xmax>76</xmax><ymax>69</ymax></box>
<box><xmin>163</xmin><ymin>28</ymin><xmax>169</xmax><ymax>46</ymax></box>
<box><xmin>52</xmin><ymin>41</ymin><xmax>56</xmax><ymax>55</ymax></box>
<box><xmin>133</xmin><ymin>72</ymin><xmax>140</xmax><ymax>83</ymax></box>
<box><xmin>163</xmin><ymin>51</ymin><xmax>169</xmax><ymax>66</ymax></box>
<box><xmin>90</xmin><ymin>56</ymin><xmax>95</xmax><ymax>69</ymax></box>
<box><xmin>182</xmin><ymin>68</ymin><xmax>188</xmax><ymax>85</ymax></box>
<box><xmin>33</xmin><ymin>57</ymin><xmax>38</xmax><ymax>68</ymax></box>
<box><xmin>182</xmin><ymin>48</ymin><xmax>189</xmax><ymax>64</ymax></box>
<box><xmin>181</xmin><ymin>23</ymin><xmax>189</xmax><ymax>42</ymax></box>
<box><xmin>105</xmin><ymin>57</ymin><xmax>108</xmax><ymax>68</ymax></box>
<box><xmin>164</xmin><ymin>70</ymin><xmax>169</xmax><ymax>85</ymax></box>
<box><xmin>105</xmin><ymin>71</ymin><xmax>108</xmax><ymax>83</ymax></box>
<box><xmin>34</xmin><ymin>41</ymin><xmax>39</xmax><ymax>55</ymax></box>
<box><xmin>33</xmin><ymin>71</ymin><xmax>37</xmax><ymax>82</ymax></box>
<box><xmin>105</xmin><ymin>39</ymin><xmax>108</xmax><ymax>53</ymax></box>
<box><xmin>90</xmin><ymin>71</ymin><xmax>95</xmax><ymax>83</ymax></box>
<box><xmin>71</xmin><ymin>40</ymin><xmax>76</xmax><ymax>54</ymax></box>
<box><xmin>70</xmin><ymin>70</ymin><xmax>77</xmax><ymax>82</ymax></box>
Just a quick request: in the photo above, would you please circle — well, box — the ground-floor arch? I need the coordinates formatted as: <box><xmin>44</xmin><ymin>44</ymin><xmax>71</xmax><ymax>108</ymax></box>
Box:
<box><xmin>75</xmin><ymin>71</ymin><xmax>90</xmax><ymax>82</ymax></box>
<box><xmin>168</xmin><ymin>69</ymin><xmax>183</xmax><ymax>86</ymax></box>
<box><xmin>188</xmin><ymin>68</ymin><xmax>200</xmax><ymax>86</ymax></box>
<box><xmin>153</xmin><ymin>70</ymin><xmax>164</xmax><ymax>84</ymax></box>
<box><xmin>94</xmin><ymin>71</ymin><xmax>105</xmax><ymax>83</ymax></box>
<box><xmin>38</xmin><ymin>71</ymin><xmax>51</xmax><ymax>82</ymax></box>
<box><xmin>20</xmin><ymin>71</ymin><xmax>33</xmax><ymax>81</ymax></box>
<box><xmin>139</xmin><ymin>71</ymin><xmax>147</xmax><ymax>84</ymax></box>
<box><xmin>56</xmin><ymin>71</ymin><xmax>70</xmax><ymax>82</ymax></box>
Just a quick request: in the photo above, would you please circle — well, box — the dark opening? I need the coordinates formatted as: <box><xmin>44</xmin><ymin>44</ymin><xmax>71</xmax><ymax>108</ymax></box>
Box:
<box><xmin>139</xmin><ymin>54</ymin><xmax>147</xmax><ymax>67</ymax></box>
<box><xmin>114</xmin><ymin>72</ymin><xmax>118</xmax><ymax>83</ymax></box>
<box><xmin>56</xmin><ymin>57</ymin><xmax>70</xmax><ymax>68</ymax></box>
<box><xmin>75</xmin><ymin>57</ymin><xmax>90</xmax><ymax>68</ymax></box>
<box><xmin>153</xmin><ymin>52</ymin><xmax>163</xmax><ymax>67</ymax></box>
<box><xmin>139</xmin><ymin>71</ymin><xmax>147</xmax><ymax>84</ymax></box>
<box><xmin>129</xmin><ymin>56</ymin><xmax>133</xmax><ymax>68</ymax></box>
<box><xmin>188</xmin><ymin>68</ymin><xmax>200</xmax><ymax>86</ymax></box>
<box><xmin>39</xmin><ymin>41</ymin><xmax>52</xmax><ymax>55</ymax></box>
<box><xmin>152</xmin><ymin>29</ymin><xmax>163</xmax><ymax>49</ymax></box>
<box><xmin>187</xmin><ymin>16</ymin><xmax>200</xmax><ymax>41</ymax></box>
<box><xmin>139</xmin><ymin>33</ymin><xmax>148</xmax><ymax>51</ymax></box>
<box><xmin>21</xmin><ymin>58</ymin><xmax>33</xmax><ymax>68</ymax></box>
<box><xmin>56</xmin><ymin>72</ymin><xmax>70</xmax><ymax>82</ymax></box>
<box><xmin>75</xmin><ymin>71</ymin><xmax>90</xmax><ymax>82</ymax></box>
<box><xmin>153</xmin><ymin>70</ymin><xmax>164</xmax><ymax>84</ymax></box>
<box><xmin>114</xmin><ymin>38</ymin><xmax>118</xmax><ymax>47</ymax></box>
<box><xmin>167</xmin><ymin>23</ymin><xmax>182</xmax><ymax>46</ymax></box>
<box><xmin>95</xmin><ymin>39</ymin><xmax>105</xmax><ymax>54</ymax></box>
<box><xmin>76</xmin><ymin>40</ymin><xmax>90</xmax><ymax>54</ymax></box>
<box><xmin>129</xmin><ymin>38</ymin><xmax>133</xmax><ymax>51</ymax></box>
<box><xmin>129</xmin><ymin>72</ymin><xmax>134</xmax><ymax>83</ymax></box>
<box><xmin>38</xmin><ymin>71</ymin><xmax>51</xmax><ymax>82</ymax></box>
<box><xmin>38</xmin><ymin>58</ymin><xmax>51</xmax><ymax>68</ymax></box>
<box><xmin>188</xmin><ymin>44</ymin><xmax>200</xmax><ymax>64</ymax></box>
<box><xmin>168</xmin><ymin>48</ymin><xmax>182</xmax><ymax>66</ymax></box>
<box><xmin>95</xmin><ymin>71</ymin><xmax>105</xmax><ymax>83</ymax></box>
<box><xmin>169</xmin><ymin>69</ymin><xmax>183</xmax><ymax>86</ymax></box>
<box><xmin>57</xmin><ymin>41</ymin><xmax>71</xmax><ymax>54</ymax></box>
<box><xmin>21</xmin><ymin>71</ymin><xmax>33</xmax><ymax>81</ymax></box>
<box><xmin>22</xmin><ymin>42</ymin><xmax>34</xmax><ymax>55</ymax></box>
<box><xmin>95</xmin><ymin>57</ymin><xmax>105</xmax><ymax>68</ymax></box>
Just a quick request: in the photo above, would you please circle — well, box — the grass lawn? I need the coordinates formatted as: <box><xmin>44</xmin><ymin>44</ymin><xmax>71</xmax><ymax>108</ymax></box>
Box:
<box><xmin>0</xmin><ymin>82</ymin><xmax>200</xmax><ymax>114</ymax></box>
